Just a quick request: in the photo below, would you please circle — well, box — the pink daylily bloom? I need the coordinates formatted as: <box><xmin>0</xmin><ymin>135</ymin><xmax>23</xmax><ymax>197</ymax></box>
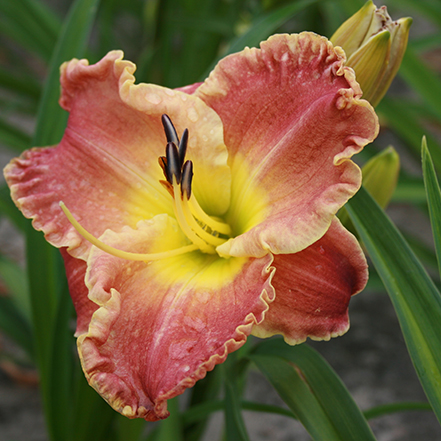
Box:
<box><xmin>5</xmin><ymin>32</ymin><xmax>378</xmax><ymax>420</ymax></box>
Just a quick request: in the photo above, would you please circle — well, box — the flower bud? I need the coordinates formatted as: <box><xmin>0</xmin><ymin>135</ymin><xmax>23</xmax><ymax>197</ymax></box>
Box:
<box><xmin>362</xmin><ymin>146</ymin><xmax>400</xmax><ymax>209</ymax></box>
<box><xmin>338</xmin><ymin>147</ymin><xmax>400</xmax><ymax>232</ymax></box>
<box><xmin>331</xmin><ymin>1</ymin><xmax>412</xmax><ymax>107</ymax></box>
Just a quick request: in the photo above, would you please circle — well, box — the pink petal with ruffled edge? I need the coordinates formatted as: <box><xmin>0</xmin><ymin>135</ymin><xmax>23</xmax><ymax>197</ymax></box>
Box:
<box><xmin>60</xmin><ymin>249</ymin><xmax>97</xmax><ymax>336</ymax></box>
<box><xmin>196</xmin><ymin>32</ymin><xmax>379</xmax><ymax>258</ymax></box>
<box><xmin>4</xmin><ymin>51</ymin><xmax>230</xmax><ymax>260</ymax></box>
<box><xmin>79</xmin><ymin>215</ymin><xmax>275</xmax><ymax>420</ymax></box>
<box><xmin>252</xmin><ymin>217</ymin><xmax>368</xmax><ymax>344</ymax></box>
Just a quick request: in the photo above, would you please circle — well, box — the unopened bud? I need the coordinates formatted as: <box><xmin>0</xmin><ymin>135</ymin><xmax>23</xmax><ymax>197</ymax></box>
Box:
<box><xmin>331</xmin><ymin>1</ymin><xmax>412</xmax><ymax>107</ymax></box>
<box><xmin>362</xmin><ymin>146</ymin><xmax>400</xmax><ymax>208</ymax></box>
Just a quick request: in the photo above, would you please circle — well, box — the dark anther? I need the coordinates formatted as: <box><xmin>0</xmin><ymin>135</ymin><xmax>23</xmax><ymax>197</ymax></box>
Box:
<box><xmin>181</xmin><ymin>160</ymin><xmax>193</xmax><ymax>199</ymax></box>
<box><xmin>161</xmin><ymin>114</ymin><xmax>179</xmax><ymax>145</ymax></box>
<box><xmin>166</xmin><ymin>142</ymin><xmax>181</xmax><ymax>185</ymax></box>
<box><xmin>178</xmin><ymin>128</ymin><xmax>188</xmax><ymax>166</ymax></box>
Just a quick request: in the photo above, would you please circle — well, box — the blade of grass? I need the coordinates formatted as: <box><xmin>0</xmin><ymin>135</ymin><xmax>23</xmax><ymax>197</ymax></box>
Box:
<box><xmin>0</xmin><ymin>296</ymin><xmax>34</xmax><ymax>359</ymax></box>
<box><xmin>155</xmin><ymin>397</ymin><xmax>184</xmax><ymax>441</ymax></box>
<box><xmin>388</xmin><ymin>0</ymin><xmax>441</xmax><ymax>27</ymax></box>
<box><xmin>224</xmin><ymin>377</ymin><xmax>250</xmax><ymax>441</ymax></box>
<box><xmin>346</xmin><ymin>186</ymin><xmax>441</xmax><ymax>425</ymax></box>
<box><xmin>363</xmin><ymin>402</ymin><xmax>432</xmax><ymax>420</ymax></box>
<box><xmin>26</xmin><ymin>0</ymin><xmax>101</xmax><ymax>440</ymax></box>
<box><xmin>377</xmin><ymin>97</ymin><xmax>441</xmax><ymax>173</ymax></box>
<box><xmin>184</xmin><ymin>367</ymin><xmax>223</xmax><ymax>441</ymax></box>
<box><xmin>0</xmin><ymin>118</ymin><xmax>32</xmax><ymax>152</ymax></box>
<box><xmin>0</xmin><ymin>67</ymin><xmax>41</xmax><ymax>101</ymax></box>
<box><xmin>0</xmin><ymin>256</ymin><xmax>31</xmax><ymax>323</ymax></box>
<box><xmin>251</xmin><ymin>340</ymin><xmax>376</xmax><ymax>441</ymax></box>
<box><xmin>422</xmin><ymin>137</ymin><xmax>441</xmax><ymax>277</ymax></box>
<box><xmin>0</xmin><ymin>185</ymin><xmax>28</xmax><ymax>232</ymax></box>
<box><xmin>32</xmin><ymin>0</ymin><xmax>100</xmax><ymax>146</ymax></box>
<box><xmin>0</xmin><ymin>0</ymin><xmax>60</xmax><ymax>61</ymax></box>
<box><xmin>399</xmin><ymin>47</ymin><xmax>441</xmax><ymax>122</ymax></box>
<box><xmin>201</xmin><ymin>0</ymin><xmax>319</xmax><ymax>79</ymax></box>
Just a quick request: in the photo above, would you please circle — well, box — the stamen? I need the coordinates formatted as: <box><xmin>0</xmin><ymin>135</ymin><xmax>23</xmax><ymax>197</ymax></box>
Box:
<box><xmin>181</xmin><ymin>160</ymin><xmax>193</xmax><ymax>199</ymax></box>
<box><xmin>161</xmin><ymin>114</ymin><xmax>179</xmax><ymax>145</ymax></box>
<box><xmin>59</xmin><ymin>202</ymin><xmax>198</xmax><ymax>261</ymax></box>
<box><xmin>188</xmin><ymin>196</ymin><xmax>232</xmax><ymax>236</ymax></box>
<box><xmin>159</xmin><ymin>114</ymin><xmax>232</xmax><ymax>253</ymax></box>
<box><xmin>171</xmin><ymin>180</ymin><xmax>216</xmax><ymax>254</ymax></box>
<box><xmin>180</xmin><ymin>196</ymin><xmax>226</xmax><ymax>247</ymax></box>
<box><xmin>178</xmin><ymin>129</ymin><xmax>189</xmax><ymax>166</ymax></box>
<box><xmin>166</xmin><ymin>142</ymin><xmax>181</xmax><ymax>185</ymax></box>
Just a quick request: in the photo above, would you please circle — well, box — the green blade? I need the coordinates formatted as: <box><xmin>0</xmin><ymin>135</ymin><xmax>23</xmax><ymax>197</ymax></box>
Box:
<box><xmin>25</xmin><ymin>0</ymin><xmax>101</xmax><ymax>440</ymax></box>
<box><xmin>0</xmin><ymin>296</ymin><xmax>33</xmax><ymax>359</ymax></box>
<box><xmin>0</xmin><ymin>184</ymin><xmax>28</xmax><ymax>232</ymax></box>
<box><xmin>0</xmin><ymin>0</ymin><xmax>60</xmax><ymax>61</ymax></box>
<box><xmin>251</xmin><ymin>341</ymin><xmax>376</xmax><ymax>441</ymax></box>
<box><xmin>224</xmin><ymin>375</ymin><xmax>250</xmax><ymax>441</ymax></box>
<box><xmin>201</xmin><ymin>0</ymin><xmax>319</xmax><ymax>78</ymax></box>
<box><xmin>0</xmin><ymin>117</ymin><xmax>32</xmax><ymax>152</ymax></box>
<box><xmin>32</xmin><ymin>0</ymin><xmax>100</xmax><ymax>147</ymax></box>
<box><xmin>422</xmin><ymin>137</ymin><xmax>441</xmax><ymax>277</ymax></box>
<box><xmin>346</xmin><ymin>186</ymin><xmax>441</xmax><ymax>425</ymax></box>
<box><xmin>377</xmin><ymin>97</ymin><xmax>441</xmax><ymax>173</ymax></box>
<box><xmin>399</xmin><ymin>47</ymin><xmax>441</xmax><ymax>123</ymax></box>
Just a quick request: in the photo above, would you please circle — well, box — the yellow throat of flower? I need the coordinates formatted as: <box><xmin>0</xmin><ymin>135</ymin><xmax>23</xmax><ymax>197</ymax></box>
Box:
<box><xmin>60</xmin><ymin>114</ymin><xmax>233</xmax><ymax>261</ymax></box>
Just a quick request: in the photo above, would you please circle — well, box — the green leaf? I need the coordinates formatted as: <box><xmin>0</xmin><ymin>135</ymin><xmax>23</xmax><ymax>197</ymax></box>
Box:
<box><xmin>32</xmin><ymin>0</ymin><xmax>100</xmax><ymax>146</ymax></box>
<box><xmin>222</xmin><ymin>355</ymin><xmax>251</xmax><ymax>441</ymax></box>
<box><xmin>71</xmin><ymin>366</ymin><xmax>117</xmax><ymax>441</ymax></box>
<box><xmin>363</xmin><ymin>401</ymin><xmax>432</xmax><ymax>420</ymax></box>
<box><xmin>0</xmin><ymin>117</ymin><xmax>32</xmax><ymax>152</ymax></box>
<box><xmin>0</xmin><ymin>66</ymin><xmax>41</xmax><ymax>101</ymax></box>
<box><xmin>184</xmin><ymin>367</ymin><xmax>223</xmax><ymax>441</ymax></box>
<box><xmin>346</xmin><ymin>186</ymin><xmax>441</xmax><ymax>425</ymax></box>
<box><xmin>201</xmin><ymin>0</ymin><xmax>319</xmax><ymax>79</ymax></box>
<box><xmin>250</xmin><ymin>340</ymin><xmax>376</xmax><ymax>441</ymax></box>
<box><xmin>155</xmin><ymin>397</ymin><xmax>184</xmax><ymax>441</ymax></box>
<box><xmin>0</xmin><ymin>0</ymin><xmax>60</xmax><ymax>61</ymax></box>
<box><xmin>399</xmin><ymin>46</ymin><xmax>441</xmax><ymax>123</ymax></box>
<box><xmin>422</xmin><ymin>137</ymin><xmax>441</xmax><ymax>277</ymax></box>
<box><xmin>0</xmin><ymin>184</ymin><xmax>28</xmax><ymax>232</ymax></box>
<box><xmin>0</xmin><ymin>296</ymin><xmax>33</xmax><ymax>359</ymax></box>
<box><xmin>377</xmin><ymin>97</ymin><xmax>441</xmax><ymax>173</ymax></box>
<box><xmin>0</xmin><ymin>256</ymin><xmax>31</xmax><ymax>324</ymax></box>
<box><xmin>25</xmin><ymin>0</ymin><xmax>101</xmax><ymax>440</ymax></box>
<box><xmin>388</xmin><ymin>0</ymin><xmax>441</xmax><ymax>28</ymax></box>
<box><xmin>226</xmin><ymin>0</ymin><xmax>318</xmax><ymax>53</ymax></box>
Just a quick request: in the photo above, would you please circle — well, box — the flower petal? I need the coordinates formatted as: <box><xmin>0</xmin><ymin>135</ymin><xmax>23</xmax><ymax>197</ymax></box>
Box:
<box><xmin>252</xmin><ymin>217</ymin><xmax>367</xmax><ymax>344</ymax></box>
<box><xmin>197</xmin><ymin>32</ymin><xmax>378</xmax><ymax>257</ymax></box>
<box><xmin>4</xmin><ymin>51</ymin><xmax>230</xmax><ymax>260</ymax></box>
<box><xmin>60</xmin><ymin>248</ymin><xmax>97</xmax><ymax>336</ymax></box>
<box><xmin>79</xmin><ymin>214</ymin><xmax>275</xmax><ymax>420</ymax></box>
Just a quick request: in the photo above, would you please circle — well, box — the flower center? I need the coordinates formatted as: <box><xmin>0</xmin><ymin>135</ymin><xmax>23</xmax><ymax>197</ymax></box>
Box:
<box><xmin>59</xmin><ymin>115</ymin><xmax>232</xmax><ymax>262</ymax></box>
<box><xmin>158</xmin><ymin>115</ymin><xmax>231</xmax><ymax>255</ymax></box>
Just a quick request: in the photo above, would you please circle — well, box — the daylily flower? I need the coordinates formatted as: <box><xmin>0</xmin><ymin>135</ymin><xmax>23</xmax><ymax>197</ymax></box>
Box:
<box><xmin>4</xmin><ymin>32</ymin><xmax>378</xmax><ymax>420</ymax></box>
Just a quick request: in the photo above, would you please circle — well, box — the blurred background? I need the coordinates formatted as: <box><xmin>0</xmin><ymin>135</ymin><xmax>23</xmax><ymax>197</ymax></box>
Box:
<box><xmin>1</xmin><ymin>0</ymin><xmax>441</xmax><ymax>439</ymax></box>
